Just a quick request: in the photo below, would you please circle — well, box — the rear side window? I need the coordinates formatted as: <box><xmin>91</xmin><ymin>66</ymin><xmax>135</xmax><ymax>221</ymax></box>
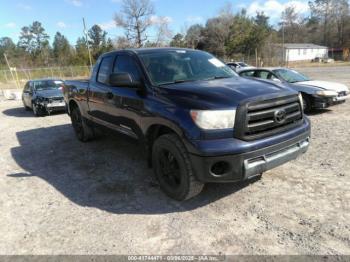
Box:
<box><xmin>113</xmin><ymin>55</ymin><xmax>142</xmax><ymax>81</ymax></box>
<box><xmin>97</xmin><ymin>56</ymin><xmax>113</xmax><ymax>85</ymax></box>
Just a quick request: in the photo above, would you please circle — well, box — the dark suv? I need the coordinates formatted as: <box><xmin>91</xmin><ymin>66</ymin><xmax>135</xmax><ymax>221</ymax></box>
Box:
<box><xmin>63</xmin><ymin>48</ymin><xmax>310</xmax><ymax>200</ymax></box>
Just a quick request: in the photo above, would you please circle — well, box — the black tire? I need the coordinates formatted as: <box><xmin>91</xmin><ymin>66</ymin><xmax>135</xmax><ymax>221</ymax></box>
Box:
<box><xmin>70</xmin><ymin>106</ymin><xmax>95</xmax><ymax>142</ymax></box>
<box><xmin>32</xmin><ymin>102</ymin><xmax>43</xmax><ymax>117</ymax></box>
<box><xmin>302</xmin><ymin>94</ymin><xmax>312</xmax><ymax>113</ymax></box>
<box><xmin>152</xmin><ymin>133</ymin><xmax>204</xmax><ymax>201</ymax></box>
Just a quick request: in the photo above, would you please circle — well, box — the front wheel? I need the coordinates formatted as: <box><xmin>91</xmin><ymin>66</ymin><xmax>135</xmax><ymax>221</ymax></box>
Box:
<box><xmin>152</xmin><ymin>134</ymin><xmax>204</xmax><ymax>201</ymax></box>
<box><xmin>70</xmin><ymin>106</ymin><xmax>95</xmax><ymax>142</ymax></box>
<box><xmin>23</xmin><ymin>100</ymin><xmax>30</xmax><ymax>111</ymax></box>
<box><xmin>302</xmin><ymin>94</ymin><xmax>312</xmax><ymax>113</ymax></box>
<box><xmin>32</xmin><ymin>102</ymin><xmax>43</xmax><ymax>117</ymax></box>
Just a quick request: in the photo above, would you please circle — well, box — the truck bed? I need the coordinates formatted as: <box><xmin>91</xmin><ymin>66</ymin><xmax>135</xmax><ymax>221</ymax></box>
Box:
<box><xmin>64</xmin><ymin>79</ymin><xmax>89</xmax><ymax>90</ymax></box>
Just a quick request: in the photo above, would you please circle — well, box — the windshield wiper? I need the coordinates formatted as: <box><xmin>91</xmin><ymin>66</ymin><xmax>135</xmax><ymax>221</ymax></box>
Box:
<box><xmin>205</xmin><ymin>76</ymin><xmax>233</xmax><ymax>81</ymax></box>
<box><xmin>158</xmin><ymin>76</ymin><xmax>233</xmax><ymax>86</ymax></box>
<box><xmin>158</xmin><ymin>79</ymin><xmax>197</xmax><ymax>86</ymax></box>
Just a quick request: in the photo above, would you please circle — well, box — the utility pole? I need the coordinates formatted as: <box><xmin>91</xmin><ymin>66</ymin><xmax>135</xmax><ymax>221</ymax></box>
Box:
<box><xmin>4</xmin><ymin>53</ymin><xmax>19</xmax><ymax>89</ymax></box>
<box><xmin>83</xmin><ymin>18</ymin><xmax>93</xmax><ymax>70</ymax></box>
<box><xmin>282</xmin><ymin>20</ymin><xmax>285</xmax><ymax>66</ymax></box>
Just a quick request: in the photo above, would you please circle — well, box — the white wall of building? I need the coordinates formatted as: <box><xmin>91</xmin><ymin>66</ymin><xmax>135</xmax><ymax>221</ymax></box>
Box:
<box><xmin>286</xmin><ymin>48</ymin><xmax>328</xmax><ymax>62</ymax></box>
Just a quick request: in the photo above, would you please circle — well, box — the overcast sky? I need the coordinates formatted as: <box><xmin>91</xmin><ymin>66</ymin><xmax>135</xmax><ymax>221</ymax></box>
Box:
<box><xmin>0</xmin><ymin>0</ymin><xmax>310</xmax><ymax>44</ymax></box>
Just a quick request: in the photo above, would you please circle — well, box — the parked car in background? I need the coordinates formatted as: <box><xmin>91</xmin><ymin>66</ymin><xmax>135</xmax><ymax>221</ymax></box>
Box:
<box><xmin>239</xmin><ymin>67</ymin><xmax>349</xmax><ymax>112</ymax></box>
<box><xmin>226</xmin><ymin>62</ymin><xmax>255</xmax><ymax>72</ymax></box>
<box><xmin>312</xmin><ymin>57</ymin><xmax>335</xmax><ymax>63</ymax></box>
<box><xmin>63</xmin><ymin>48</ymin><xmax>310</xmax><ymax>200</ymax></box>
<box><xmin>22</xmin><ymin>79</ymin><xmax>66</xmax><ymax>116</ymax></box>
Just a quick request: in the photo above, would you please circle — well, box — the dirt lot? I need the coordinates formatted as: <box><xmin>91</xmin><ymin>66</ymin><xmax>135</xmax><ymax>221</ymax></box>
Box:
<box><xmin>0</xmin><ymin>67</ymin><xmax>349</xmax><ymax>255</ymax></box>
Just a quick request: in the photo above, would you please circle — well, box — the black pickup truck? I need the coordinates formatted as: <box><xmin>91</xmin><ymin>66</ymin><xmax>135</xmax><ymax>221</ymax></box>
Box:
<box><xmin>63</xmin><ymin>48</ymin><xmax>310</xmax><ymax>200</ymax></box>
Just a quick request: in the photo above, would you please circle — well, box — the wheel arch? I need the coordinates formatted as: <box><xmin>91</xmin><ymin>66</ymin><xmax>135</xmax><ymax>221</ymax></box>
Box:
<box><xmin>67</xmin><ymin>99</ymin><xmax>79</xmax><ymax>115</ymax></box>
<box><xmin>145</xmin><ymin>124</ymin><xmax>182</xmax><ymax>167</ymax></box>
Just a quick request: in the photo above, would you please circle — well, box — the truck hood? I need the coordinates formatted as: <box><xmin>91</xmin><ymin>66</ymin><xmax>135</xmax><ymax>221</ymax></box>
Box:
<box><xmin>297</xmin><ymin>80</ymin><xmax>349</xmax><ymax>93</ymax></box>
<box><xmin>159</xmin><ymin>77</ymin><xmax>295</xmax><ymax>109</ymax></box>
<box><xmin>35</xmin><ymin>89</ymin><xmax>64</xmax><ymax>98</ymax></box>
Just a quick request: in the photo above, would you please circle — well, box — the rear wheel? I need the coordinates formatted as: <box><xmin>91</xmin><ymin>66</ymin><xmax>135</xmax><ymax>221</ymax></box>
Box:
<box><xmin>152</xmin><ymin>134</ymin><xmax>204</xmax><ymax>201</ymax></box>
<box><xmin>70</xmin><ymin>106</ymin><xmax>95</xmax><ymax>142</ymax></box>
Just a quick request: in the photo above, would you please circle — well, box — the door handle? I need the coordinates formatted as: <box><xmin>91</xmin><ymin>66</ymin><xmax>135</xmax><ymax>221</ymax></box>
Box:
<box><xmin>106</xmin><ymin>92</ymin><xmax>114</xmax><ymax>99</ymax></box>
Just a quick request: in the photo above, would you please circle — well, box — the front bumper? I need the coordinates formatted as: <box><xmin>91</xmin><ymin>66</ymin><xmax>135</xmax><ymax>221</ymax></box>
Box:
<box><xmin>187</xmin><ymin>120</ymin><xmax>311</xmax><ymax>183</ymax></box>
<box><xmin>313</xmin><ymin>94</ymin><xmax>348</xmax><ymax>109</ymax></box>
<box><xmin>333</xmin><ymin>94</ymin><xmax>349</xmax><ymax>102</ymax></box>
<box><xmin>37</xmin><ymin>102</ymin><xmax>66</xmax><ymax>112</ymax></box>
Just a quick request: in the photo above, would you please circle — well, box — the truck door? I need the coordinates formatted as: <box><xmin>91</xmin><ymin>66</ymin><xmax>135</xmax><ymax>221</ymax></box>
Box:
<box><xmin>88</xmin><ymin>55</ymin><xmax>119</xmax><ymax>124</ymax></box>
<box><xmin>108</xmin><ymin>54</ymin><xmax>146</xmax><ymax>139</ymax></box>
<box><xmin>88</xmin><ymin>53</ymin><xmax>142</xmax><ymax>139</ymax></box>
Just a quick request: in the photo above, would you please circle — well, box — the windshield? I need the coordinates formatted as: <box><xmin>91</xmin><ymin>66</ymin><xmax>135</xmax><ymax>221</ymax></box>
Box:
<box><xmin>238</xmin><ymin>62</ymin><xmax>249</xmax><ymax>67</ymax></box>
<box><xmin>273</xmin><ymin>69</ymin><xmax>310</xmax><ymax>83</ymax></box>
<box><xmin>139</xmin><ymin>50</ymin><xmax>237</xmax><ymax>86</ymax></box>
<box><xmin>34</xmin><ymin>80</ymin><xmax>63</xmax><ymax>91</ymax></box>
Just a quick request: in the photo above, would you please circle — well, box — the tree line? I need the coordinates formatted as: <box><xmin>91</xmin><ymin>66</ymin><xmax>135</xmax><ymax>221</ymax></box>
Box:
<box><xmin>0</xmin><ymin>21</ymin><xmax>114</xmax><ymax>69</ymax></box>
<box><xmin>1</xmin><ymin>0</ymin><xmax>350</xmax><ymax>69</ymax></box>
<box><xmin>168</xmin><ymin>0</ymin><xmax>350</xmax><ymax>62</ymax></box>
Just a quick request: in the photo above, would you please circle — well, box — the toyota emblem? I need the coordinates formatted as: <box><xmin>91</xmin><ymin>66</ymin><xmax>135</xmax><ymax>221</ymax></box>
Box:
<box><xmin>274</xmin><ymin>109</ymin><xmax>287</xmax><ymax>124</ymax></box>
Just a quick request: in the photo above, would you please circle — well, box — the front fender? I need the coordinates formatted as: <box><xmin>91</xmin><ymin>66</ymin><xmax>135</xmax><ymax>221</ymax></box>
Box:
<box><xmin>290</xmin><ymin>83</ymin><xmax>321</xmax><ymax>95</ymax></box>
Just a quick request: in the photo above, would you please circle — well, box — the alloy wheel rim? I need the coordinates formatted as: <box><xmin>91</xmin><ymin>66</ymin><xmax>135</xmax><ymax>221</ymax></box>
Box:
<box><xmin>158</xmin><ymin>149</ymin><xmax>181</xmax><ymax>189</ymax></box>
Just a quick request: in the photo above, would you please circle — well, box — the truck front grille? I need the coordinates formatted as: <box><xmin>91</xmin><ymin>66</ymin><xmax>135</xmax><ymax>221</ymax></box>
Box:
<box><xmin>234</xmin><ymin>95</ymin><xmax>303</xmax><ymax>141</ymax></box>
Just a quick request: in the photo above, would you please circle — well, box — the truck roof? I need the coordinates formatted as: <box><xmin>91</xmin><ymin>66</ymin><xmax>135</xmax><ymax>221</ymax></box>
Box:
<box><xmin>102</xmin><ymin>47</ymin><xmax>199</xmax><ymax>56</ymax></box>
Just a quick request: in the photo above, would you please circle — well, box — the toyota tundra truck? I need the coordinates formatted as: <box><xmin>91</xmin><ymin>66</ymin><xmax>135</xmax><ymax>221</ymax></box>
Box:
<box><xmin>63</xmin><ymin>48</ymin><xmax>310</xmax><ymax>200</ymax></box>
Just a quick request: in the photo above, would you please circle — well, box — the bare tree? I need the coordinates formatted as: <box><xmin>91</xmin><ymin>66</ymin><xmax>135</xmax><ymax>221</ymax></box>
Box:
<box><xmin>281</xmin><ymin>6</ymin><xmax>305</xmax><ymax>43</ymax></box>
<box><xmin>185</xmin><ymin>24</ymin><xmax>204</xmax><ymax>49</ymax></box>
<box><xmin>153</xmin><ymin>16</ymin><xmax>173</xmax><ymax>47</ymax></box>
<box><xmin>115</xmin><ymin>36</ymin><xmax>132</xmax><ymax>49</ymax></box>
<box><xmin>114</xmin><ymin>0</ymin><xmax>155</xmax><ymax>48</ymax></box>
<box><xmin>309</xmin><ymin>0</ymin><xmax>333</xmax><ymax>46</ymax></box>
<box><xmin>332</xmin><ymin>0</ymin><xmax>349</xmax><ymax>46</ymax></box>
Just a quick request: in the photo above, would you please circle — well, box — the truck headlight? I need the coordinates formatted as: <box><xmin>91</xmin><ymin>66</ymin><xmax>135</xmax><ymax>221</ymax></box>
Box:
<box><xmin>190</xmin><ymin>110</ymin><xmax>236</xmax><ymax>130</ymax></box>
<box><xmin>315</xmin><ymin>90</ymin><xmax>338</xmax><ymax>97</ymax></box>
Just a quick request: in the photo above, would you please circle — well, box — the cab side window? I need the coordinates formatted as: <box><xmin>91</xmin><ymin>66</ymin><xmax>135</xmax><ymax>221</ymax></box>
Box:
<box><xmin>257</xmin><ymin>71</ymin><xmax>269</xmax><ymax>79</ymax></box>
<box><xmin>113</xmin><ymin>55</ymin><xmax>142</xmax><ymax>82</ymax></box>
<box><xmin>269</xmin><ymin>73</ymin><xmax>280</xmax><ymax>81</ymax></box>
<box><xmin>240</xmin><ymin>71</ymin><xmax>255</xmax><ymax>77</ymax></box>
<box><xmin>97</xmin><ymin>56</ymin><xmax>113</xmax><ymax>85</ymax></box>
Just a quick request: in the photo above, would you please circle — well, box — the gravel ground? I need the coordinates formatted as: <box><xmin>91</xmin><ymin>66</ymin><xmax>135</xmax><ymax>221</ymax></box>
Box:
<box><xmin>0</xmin><ymin>67</ymin><xmax>349</xmax><ymax>255</ymax></box>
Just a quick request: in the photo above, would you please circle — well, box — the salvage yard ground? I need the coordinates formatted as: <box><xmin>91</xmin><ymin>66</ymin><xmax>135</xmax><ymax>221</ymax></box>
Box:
<box><xmin>0</xmin><ymin>67</ymin><xmax>349</xmax><ymax>255</ymax></box>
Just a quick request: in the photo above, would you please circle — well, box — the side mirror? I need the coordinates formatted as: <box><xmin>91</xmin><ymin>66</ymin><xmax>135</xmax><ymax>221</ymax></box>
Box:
<box><xmin>109</xmin><ymin>72</ymin><xmax>141</xmax><ymax>88</ymax></box>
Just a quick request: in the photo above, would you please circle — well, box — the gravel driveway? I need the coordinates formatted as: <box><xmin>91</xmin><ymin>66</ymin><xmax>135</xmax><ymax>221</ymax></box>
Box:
<box><xmin>0</xmin><ymin>67</ymin><xmax>349</xmax><ymax>255</ymax></box>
